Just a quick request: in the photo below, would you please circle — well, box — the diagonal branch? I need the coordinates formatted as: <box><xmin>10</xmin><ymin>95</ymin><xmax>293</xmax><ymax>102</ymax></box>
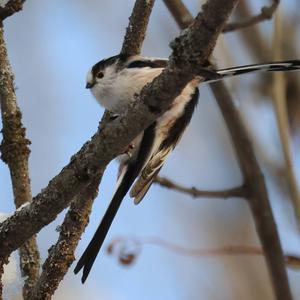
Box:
<box><xmin>120</xmin><ymin>0</ymin><xmax>155</xmax><ymax>56</ymax></box>
<box><xmin>0</xmin><ymin>0</ymin><xmax>26</xmax><ymax>24</ymax></box>
<box><xmin>163</xmin><ymin>1</ymin><xmax>291</xmax><ymax>299</ymax></box>
<box><xmin>0</xmin><ymin>25</ymin><xmax>40</xmax><ymax>299</ymax></box>
<box><xmin>0</xmin><ymin>0</ymin><xmax>237</xmax><ymax>271</ymax></box>
<box><xmin>223</xmin><ymin>0</ymin><xmax>280</xmax><ymax>32</ymax></box>
<box><xmin>154</xmin><ymin>176</ymin><xmax>244</xmax><ymax>199</ymax></box>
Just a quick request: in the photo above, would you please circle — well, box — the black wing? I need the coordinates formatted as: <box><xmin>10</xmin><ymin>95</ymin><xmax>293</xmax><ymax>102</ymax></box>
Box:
<box><xmin>74</xmin><ymin>122</ymin><xmax>156</xmax><ymax>283</ymax></box>
<box><xmin>130</xmin><ymin>87</ymin><xmax>199</xmax><ymax>204</ymax></box>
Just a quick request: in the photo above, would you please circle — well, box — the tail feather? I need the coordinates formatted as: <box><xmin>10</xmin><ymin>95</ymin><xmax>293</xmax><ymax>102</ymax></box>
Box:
<box><xmin>206</xmin><ymin>60</ymin><xmax>300</xmax><ymax>83</ymax></box>
<box><xmin>74</xmin><ymin>122</ymin><xmax>157</xmax><ymax>283</ymax></box>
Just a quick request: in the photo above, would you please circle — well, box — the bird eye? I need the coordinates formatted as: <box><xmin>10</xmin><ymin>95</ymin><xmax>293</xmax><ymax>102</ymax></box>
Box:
<box><xmin>96</xmin><ymin>71</ymin><xmax>104</xmax><ymax>79</ymax></box>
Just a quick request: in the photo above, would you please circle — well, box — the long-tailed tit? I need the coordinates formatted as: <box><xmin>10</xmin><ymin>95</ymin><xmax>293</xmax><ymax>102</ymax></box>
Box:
<box><xmin>74</xmin><ymin>54</ymin><xmax>300</xmax><ymax>283</ymax></box>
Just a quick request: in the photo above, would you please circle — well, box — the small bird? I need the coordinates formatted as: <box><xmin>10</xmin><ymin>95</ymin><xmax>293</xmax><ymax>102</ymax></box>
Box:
<box><xmin>74</xmin><ymin>54</ymin><xmax>300</xmax><ymax>283</ymax></box>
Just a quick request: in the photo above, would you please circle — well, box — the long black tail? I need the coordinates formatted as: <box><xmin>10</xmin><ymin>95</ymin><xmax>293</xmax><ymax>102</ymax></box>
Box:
<box><xmin>205</xmin><ymin>60</ymin><xmax>300</xmax><ymax>83</ymax></box>
<box><xmin>74</xmin><ymin>122</ymin><xmax>156</xmax><ymax>283</ymax></box>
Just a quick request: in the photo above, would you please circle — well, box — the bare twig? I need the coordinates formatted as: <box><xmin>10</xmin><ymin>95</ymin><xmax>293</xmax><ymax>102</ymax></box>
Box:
<box><xmin>107</xmin><ymin>235</ymin><xmax>300</xmax><ymax>269</ymax></box>
<box><xmin>0</xmin><ymin>26</ymin><xmax>40</xmax><ymax>298</ymax></box>
<box><xmin>272</xmin><ymin>12</ymin><xmax>300</xmax><ymax>225</ymax></box>
<box><xmin>163</xmin><ymin>1</ymin><xmax>292</xmax><ymax>299</ymax></box>
<box><xmin>0</xmin><ymin>0</ymin><xmax>238</xmax><ymax>260</ymax></box>
<box><xmin>163</xmin><ymin>0</ymin><xmax>193</xmax><ymax>29</ymax></box>
<box><xmin>154</xmin><ymin>176</ymin><xmax>244</xmax><ymax>199</ymax></box>
<box><xmin>30</xmin><ymin>176</ymin><xmax>102</xmax><ymax>300</ymax></box>
<box><xmin>234</xmin><ymin>1</ymin><xmax>270</xmax><ymax>61</ymax></box>
<box><xmin>0</xmin><ymin>0</ymin><xmax>25</xmax><ymax>24</ymax></box>
<box><xmin>223</xmin><ymin>0</ymin><xmax>280</xmax><ymax>33</ymax></box>
<box><xmin>120</xmin><ymin>0</ymin><xmax>155</xmax><ymax>56</ymax></box>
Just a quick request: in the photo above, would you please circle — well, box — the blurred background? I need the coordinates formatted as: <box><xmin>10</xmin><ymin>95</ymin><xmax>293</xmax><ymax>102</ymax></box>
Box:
<box><xmin>0</xmin><ymin>0</ymin><xmax>300</xmax><ymax>299</ymax></box>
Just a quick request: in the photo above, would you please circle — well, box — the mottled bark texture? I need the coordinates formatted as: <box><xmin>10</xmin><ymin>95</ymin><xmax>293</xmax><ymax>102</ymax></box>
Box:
<box><xmin>0</xmin><ymin>0</ymin><xmax>238</xmax><ymax>262</ymax></box>
<box><xmin>0</xmin><ymin>0</ymin><xmax>25</xmax><ymax>24</ymax></box>
<box><xmin>162</xmin><ymin>1</ymin><xmax>292</xmax><ymax>299</ymax></box>
<box><xmin>0</xmin><ymin>26</ymin><xmax>40</xmax><ymax>299</ymax></box>
<box><xmin>0</xmin><ymin>261</ymin><xmax>3</xmax><ymax>300</ymax></box>
<box><xmin>120</xmin><ymin>0</ymin><xmax>155</xmax><ymax>56</ymax></box>
<box><xmin>30</xmin><ymin>177</ymin><xmax>102</xmax><ymax>300</ymax></box>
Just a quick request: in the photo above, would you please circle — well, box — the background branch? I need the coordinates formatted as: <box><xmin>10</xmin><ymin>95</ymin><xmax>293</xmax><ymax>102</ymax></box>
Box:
<box><xmin>107</xmin><ymin>235</ymin><xmax>300</xmax><ymax>269</ymax></box>
<box><xmin>223</xmin><ymin>0</ymin><xmax>279</xmax><ymax>32</ymax></box>
<box><xmin>163</xmin><ymin>1</ymin><xmax>292</xmax><ymax>299</ymax></box>
<box><xmin>0</xmin><ymin>25</ymin><xmax>40</xmax><ymax>299</ymax></box>
<box><xmin>154</xmin><ymin>176</ymin><xmax>244</xmax><ymax>199</ymax></box>
<box><xmin>271</xmin><ymin>11</ymin><xmax>300</xmax><ymax>226</ymax></box>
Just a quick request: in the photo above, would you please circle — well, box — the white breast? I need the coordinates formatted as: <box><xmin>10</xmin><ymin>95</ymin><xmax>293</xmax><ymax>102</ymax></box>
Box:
<box><xmin>92</xmin><ymin>67</ymin><xmax>163</xmax><ymax>113</ymax></box>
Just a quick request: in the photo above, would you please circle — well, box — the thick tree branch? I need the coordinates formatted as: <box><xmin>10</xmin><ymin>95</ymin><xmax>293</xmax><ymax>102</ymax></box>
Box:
<box><xmin>154</xmin><ymin>176</ymin><xmax>244</xmax><ymax>199</ymax></box>
<box><xmin>0</xmin><ymin>26</ymin><xmax>40</xmax><ymax>298</ymax></box>
<box><xmin>0</xmin><ymin>0</ymin><xmax>25</xmax><ymax>24</ymax></box>
<box><xmin>30</xmin><ymin>176</ymin><xmax>102</xmax><ymax>300</ymax></box>
<box><xmin>120</xmin><ymin>0</ymin><xmax>155</xmax><ymax>56</ymax></box>
<box><xmin>163</xmin><ymin>1</ymin><xmax>292</xmax><ymax>299</ymax></box>
<box><xmin>0</xmin><ymin>0</ymin><xmax>238</xmax><ymax>262</ymax></box>
<box><xmin>0</xmin><ymin>261</ymin><xmax>3</xmax><ymax>300</ymax></box>
<box><xmin>223</xmin><ymin>0</ymin><xmax>280</xmax><ymax>32</ymax></box>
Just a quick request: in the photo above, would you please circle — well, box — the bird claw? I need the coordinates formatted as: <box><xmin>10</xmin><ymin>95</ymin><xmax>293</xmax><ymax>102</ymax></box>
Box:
<box><xmin>122</xmin><ymin>143</ymin><xmax>135</xmax><ymax>158</ymax></box>
<box><xmin>109</xmin><ymin>112</ymin><xmax>120</xmax><ymax>120</ymax></box>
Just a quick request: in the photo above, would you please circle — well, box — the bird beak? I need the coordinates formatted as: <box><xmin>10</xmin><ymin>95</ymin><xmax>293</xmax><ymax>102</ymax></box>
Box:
<box><xmin>86</xmin><ymin>82</ymin><xmax>94</xmax><ymax>89</ymax></box>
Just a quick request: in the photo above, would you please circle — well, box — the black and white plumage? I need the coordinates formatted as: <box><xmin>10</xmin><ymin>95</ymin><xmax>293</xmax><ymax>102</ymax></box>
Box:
<box><xmin>74</xmin><ymin>54</ymin><xmax>300</xmax><ymax>283</ymax></box>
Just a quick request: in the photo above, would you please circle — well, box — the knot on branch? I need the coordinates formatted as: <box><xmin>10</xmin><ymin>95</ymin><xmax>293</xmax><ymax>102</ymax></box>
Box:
<box><xmin>261</xmin><ymin>6</ymin><xmax>275</xmax><ymax>19</ymax></box>
<box><xmin>0</xmin><ymin>110</ymin><xmax>30</xmax><ymax>164</ymax></box>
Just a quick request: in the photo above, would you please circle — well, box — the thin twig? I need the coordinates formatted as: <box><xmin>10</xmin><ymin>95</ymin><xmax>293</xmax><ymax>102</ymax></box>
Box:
<box><xmin>107</xmin><ymin>236</ymin><xmax>300</xmax><ymax>269</ymax></box>
<box><xmin>154</xmin><ymin>176</ymin><xmax>244</xmax><ymax>199</ymax></box>
<box><xmin>0</xmin><ymin>0</ymin><xmax>237</xmax><ymax>266</ymax></box>
<box><xmin>0</xmin><ymin>26</ymin><xmax>40</xmax><ymax>299</ymax></box>
<box><xmin>272</xmin><ymin>12</ymin><xmax>300</xmax><ymax>226</ymax></box>
<box><xmin>163</xmin><ymin>1</ymin><xmax>292</xmax><ymax>299</ymax></box>
<box><xmin>107</xmin><ymin>235</ymin><xmax>300</xmax><ymax>269</ymax></box>
<box><xmin>234</xmin><ymin>1</ymin><xmax>271</xmax><ymax>61</ymax></box>
<box><xmin>223</xmin><ymin>0</ymin><xmax>280</xmax><ymax>33</ymax></box>
<box><xmin>30</xmin><ymin>176</ymin><xmax>102</xmax><ymax>300</ymax></box>
<box><xmin>120</xmin><ymin>0</ymin><xmax>155</xmax><ymax>56</ymax></box>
